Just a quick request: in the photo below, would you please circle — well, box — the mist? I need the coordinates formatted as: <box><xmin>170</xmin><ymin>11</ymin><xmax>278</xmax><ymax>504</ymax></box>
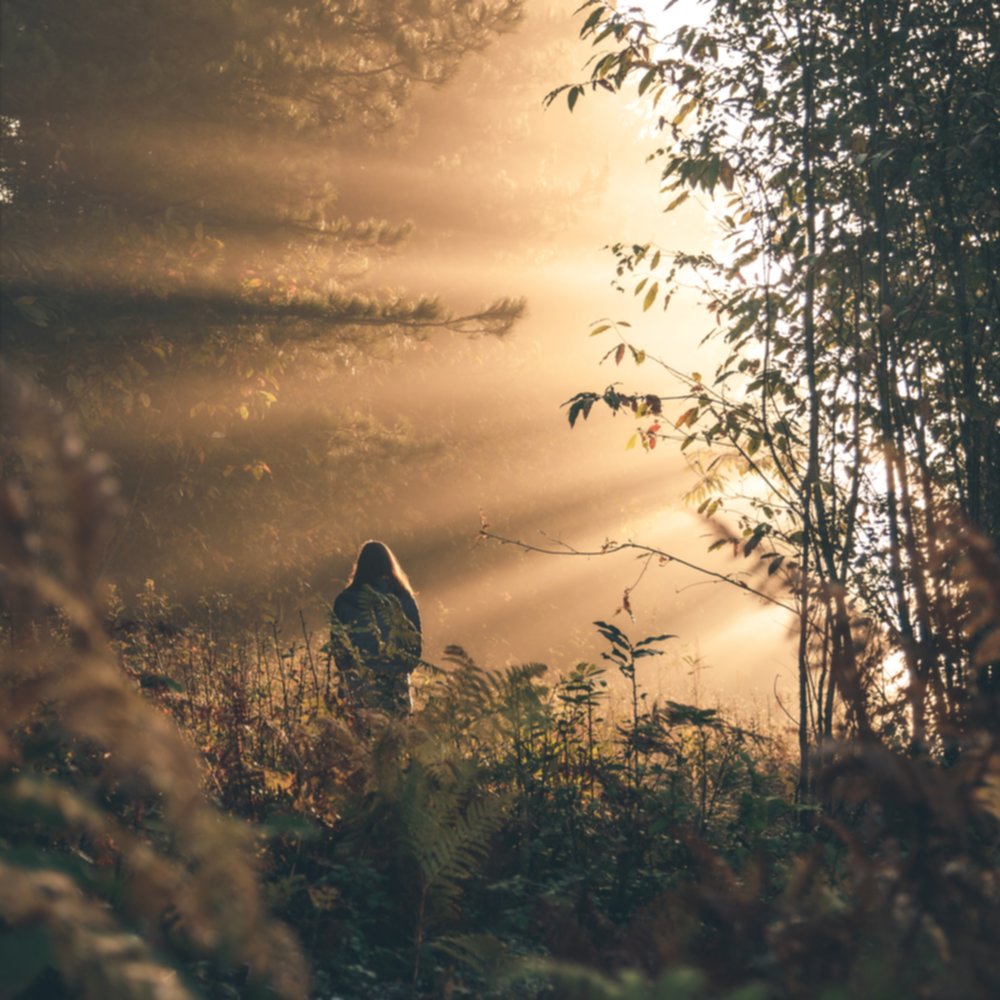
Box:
<box><xmin>2</xmin><ymin>0</ymin><xmax>795</xmax><ymax>710</ymax></box>
<box><xmin>9</xmin><ymin>3</ymin><xmax>995</xmax><ymax>996</ymax></box>
<box><xmin>308</xmin><ymin>3</ymin><xmax>796</xmax><ymax>704</ymax></box>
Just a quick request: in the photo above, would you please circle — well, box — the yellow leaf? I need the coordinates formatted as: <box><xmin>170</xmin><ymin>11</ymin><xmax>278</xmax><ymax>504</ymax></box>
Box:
<box><xmin>664</xmin><ymin>190</ymin><xmax>689</xmax><ymax>213</ymax></box>
<box><xmin>672</xmin><ymin>98</ymin><xmax>697</xmax><ymax>126</ymax></box>
<box><xmin>263</xmin><ymin>768</ymin><xmax>295</xmax><ymax>794</ymax></box>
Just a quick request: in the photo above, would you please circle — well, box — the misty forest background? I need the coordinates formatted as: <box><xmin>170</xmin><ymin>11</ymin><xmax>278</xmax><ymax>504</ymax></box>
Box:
<box><xmin>2</xmin><ymin>1</ymin><xmax>999</xmax><ymax>999</ymax></box>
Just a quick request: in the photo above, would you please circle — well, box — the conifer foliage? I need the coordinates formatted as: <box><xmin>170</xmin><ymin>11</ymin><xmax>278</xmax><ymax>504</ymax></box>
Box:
<box><xmin>1</xmin><ymin>0</ymin><xmax>525</xmax><ymax>600</ymax></box>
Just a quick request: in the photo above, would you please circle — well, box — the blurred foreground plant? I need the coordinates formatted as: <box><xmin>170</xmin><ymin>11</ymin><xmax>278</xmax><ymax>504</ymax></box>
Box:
<box><xmin>0</xmin><ymin>365</ymin><xmax>308</xmax><ymax>999</ymax></box>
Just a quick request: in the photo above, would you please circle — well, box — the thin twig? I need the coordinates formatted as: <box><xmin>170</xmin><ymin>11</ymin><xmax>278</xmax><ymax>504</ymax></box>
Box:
<box><xmin>479</xmin><ymin>528</ymin><xmax>800</xmax><ymax>617</ymax></box>
<box><xmin>772</xmin><ymin>674</ymin><xmax>799</xmax><ymax>726</ymax></box>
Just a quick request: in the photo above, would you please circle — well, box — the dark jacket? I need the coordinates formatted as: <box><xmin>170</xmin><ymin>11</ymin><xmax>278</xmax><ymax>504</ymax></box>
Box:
<box><xmin>331</xmin><ymin>581</ymin><xmax>421</xmax><ymax>713</ymax></box>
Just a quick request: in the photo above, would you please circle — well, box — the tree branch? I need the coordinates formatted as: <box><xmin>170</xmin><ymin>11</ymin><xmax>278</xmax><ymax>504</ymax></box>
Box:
<box><xmin>478</xmin><ymin>528</ymin><xmax>800</xmax><ymax>617</ymax></box>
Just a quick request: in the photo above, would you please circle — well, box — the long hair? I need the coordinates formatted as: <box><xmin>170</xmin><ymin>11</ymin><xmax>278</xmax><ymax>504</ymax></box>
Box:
<box><xmin>344</xmin><ymin>539</ymin><xmax>415</xmax><ymax>600</ymax></box>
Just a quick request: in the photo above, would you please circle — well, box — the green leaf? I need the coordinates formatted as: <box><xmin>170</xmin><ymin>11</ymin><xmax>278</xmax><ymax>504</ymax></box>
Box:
<box><xmin>743</xmin><ymin>526</ymin><xmax>767</xmax><ymax>556</ymax></box>
<box><xmin>138</xmin><ymin>673</ymin><xmax>184</xmax><ymax>693</ymax></box>
<box><xmin>581</xmin><ymin>6</ymin><xmax>605</xmax><ymax>33</ymax></box>
<box><xmin>635</xmin><ymin>633</ymin><xmax>676</xmax><ymax>647</ymax></box>
<box><xmin>642</xmin><ymin>282</ymin><xmax>658</xmax><ymax>311</ymax></box>
<box><xmin>665</xmin><ymin>701</ymin><xmax>721</xmax><ymax>728</ymax></box>
<box><xmin>637</xmin><ymin>67</ymin><xmax>658</xmax><ymax>96</ymax></box>
<box><xmin>564</xmin><ymin>392</ymin><xmax>598</xmax><ymax>428</ymax></box>
<box><xmin>594</xmin><ymin>621</ymin><xmax>629</xmax><ymax>650</ymax></box>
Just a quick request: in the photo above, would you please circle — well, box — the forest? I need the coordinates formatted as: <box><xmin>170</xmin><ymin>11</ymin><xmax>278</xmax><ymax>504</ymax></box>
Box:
<box><xmin>1</xmin><ymin>0</ymin><xmax>998</xmax><ymax>998</ymax></box>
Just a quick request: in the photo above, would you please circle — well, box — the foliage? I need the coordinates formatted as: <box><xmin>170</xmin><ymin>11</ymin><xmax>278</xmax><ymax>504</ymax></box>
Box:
<box><xmin>92</xmin><ymin>547</ymin><xmax>999</xmax><ymax>998</ymax></box>
<box><xmin>0</xmin><ymin>367</ymin><xmax>308</xmax><ymax>999</ymax></box>
<box><xmin>4</xmin><ymin>364</ymin><xmax>999</xmax><ymax>998</ymax></box>
<box><xmin>0</xmin><ymin>0</ymin><xmax>525</xmax><ymax>604</ymax></box>
<box><xmin>549</xmin><ymin>0</ymin><xmax>999</xmax><ymax>776</ymax></box>
<box><xmin>4</xmin><ymin>4</ymin><xmax>1000</xmax><ymax>997</ymax></box>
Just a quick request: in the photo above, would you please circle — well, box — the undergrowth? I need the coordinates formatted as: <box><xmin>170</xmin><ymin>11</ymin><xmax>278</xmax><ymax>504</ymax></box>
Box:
<box><xmin>3</xmin><ymin>364</ymin><xmax>999</xmax><ymax>999</ymax></box>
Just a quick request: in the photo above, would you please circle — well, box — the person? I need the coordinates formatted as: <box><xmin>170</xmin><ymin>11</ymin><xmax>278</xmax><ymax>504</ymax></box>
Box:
<box><xmin>330</xmin><ymin>540</ymin><xmax>421</xmax><ymax>714</ymax></box>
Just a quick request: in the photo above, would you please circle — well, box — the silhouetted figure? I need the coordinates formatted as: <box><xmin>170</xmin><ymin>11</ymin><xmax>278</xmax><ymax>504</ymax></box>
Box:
<box><xmin>330</xmin><ymin>540</ymin><xmax>421</xmax><ymax>714</ymax></box>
